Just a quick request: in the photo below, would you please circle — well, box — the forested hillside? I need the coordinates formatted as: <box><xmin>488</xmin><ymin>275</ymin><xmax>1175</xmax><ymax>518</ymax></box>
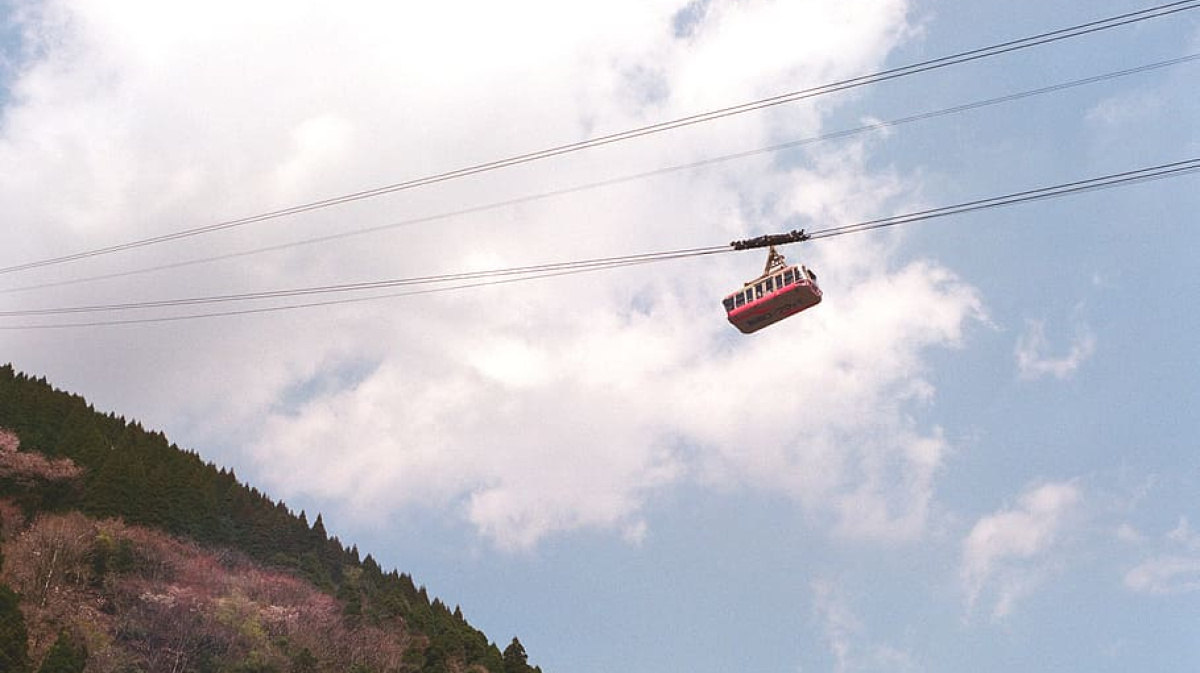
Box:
<box><xmin>0</xmin><ymin>364</ymin><xmax>540</xmax><ymax>673</ymax></box>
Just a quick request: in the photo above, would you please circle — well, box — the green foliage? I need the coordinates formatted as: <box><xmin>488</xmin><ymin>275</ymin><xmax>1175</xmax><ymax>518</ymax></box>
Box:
<box><xmin>36</xmin><ymin>630</ymin><xmax>87</xmax><ymax>673</ymax></box>
<box><xmin>231</xmin><ymin>657</ymin><xmax>280</xmax><ymax>673</ymax></box>
<box><xmin>0</xmin><ymin>583</ymin><xmax>30</xmax><ymax>673</ymax></box>
<box><xmin>298</xmin><ymin>551</ymin><xmax>334</xmax><ymax>593</ymax></box>
<box><xmin>287</xmin><ymin>647</ymin><xmax>317</xmax><ymax>673</ymax></box>
<box><xmin>90</xmin><ymin>530</ymin><xmax>136</xmax><ymax>579</ymax></box>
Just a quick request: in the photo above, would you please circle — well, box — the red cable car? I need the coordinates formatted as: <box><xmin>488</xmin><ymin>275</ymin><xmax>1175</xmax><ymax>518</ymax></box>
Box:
<box><xmin>722</xmin><ymin>245</ymin><xmax>821</xmax><ymax>334</ymax></box>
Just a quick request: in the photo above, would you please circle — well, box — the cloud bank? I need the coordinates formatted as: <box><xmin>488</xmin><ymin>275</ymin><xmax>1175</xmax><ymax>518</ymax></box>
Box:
<box><xmin>0</xmin><ymin>0</ymin><xmax>990</xmax><ymax>550</ymax></box>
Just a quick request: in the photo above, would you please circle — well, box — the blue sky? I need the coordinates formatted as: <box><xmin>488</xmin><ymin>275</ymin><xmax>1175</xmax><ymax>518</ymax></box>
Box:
<box><xmin>1</xmin><ymin>1</ymin><xmax>1198</xmax><ymax>672</ymax></box>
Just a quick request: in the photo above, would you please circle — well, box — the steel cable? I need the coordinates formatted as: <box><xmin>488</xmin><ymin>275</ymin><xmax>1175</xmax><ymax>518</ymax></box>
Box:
<box><xmin>2</xmin><ymin>0</ymin><xmax>1195</xmax><ymax>277</ymax></box>
<box><xmin>2</xmin><ymin>158</ymin><xmax>1195</xmax><ymax>329</ymax></box>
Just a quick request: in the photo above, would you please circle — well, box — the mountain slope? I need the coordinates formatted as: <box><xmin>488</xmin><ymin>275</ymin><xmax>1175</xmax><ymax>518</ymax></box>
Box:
<box><xmin>0</xmin><ymin>364</ymin><xmax>536</xmax><ymax>673</ymax></box>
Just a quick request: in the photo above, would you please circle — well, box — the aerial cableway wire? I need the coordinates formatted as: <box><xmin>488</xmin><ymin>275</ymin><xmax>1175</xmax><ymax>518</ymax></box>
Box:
<box><xmin>2</xmin><ymin>157</ymin><xmax>1197</xmax><ymax>330</ymax></box>
<box><xmin>1</xmin><ymin>0</ymin><xmax>1196</xmax><ymax>277</ymax></box>
<box><xmin>0</xmin><ymin>254</ymin><xmax>726</xmax><ymax>330</ymax></box>
<box><xmin>5</xmin><ymin>52</ymin><xmax>1197</xmax><ymax>296</ymax></box>
<box><xmin>0</xmin><ymin>246</ymin><xmax>729</xmax><ymax>317</ymax></box>
<box><xmin>806</xmin><ymin>158</ymin><xmax>1200</xmax><ymax>240</ymax></box>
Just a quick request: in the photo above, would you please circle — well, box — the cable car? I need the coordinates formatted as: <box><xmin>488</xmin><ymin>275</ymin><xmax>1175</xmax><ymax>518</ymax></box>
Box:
<box><xmin>722</xmin><ymin>245</ymin><xmax>821</xmax><ymax>334</ymax></box>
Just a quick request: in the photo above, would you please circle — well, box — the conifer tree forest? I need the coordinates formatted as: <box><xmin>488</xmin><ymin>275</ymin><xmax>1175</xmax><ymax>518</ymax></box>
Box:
<box><xmin>0</xmin><ymin>364</ymin><xmax>544</xmax><ymax>673</ymax></box>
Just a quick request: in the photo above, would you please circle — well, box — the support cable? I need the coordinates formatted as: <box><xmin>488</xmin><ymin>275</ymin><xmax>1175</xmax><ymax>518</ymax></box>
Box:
<box><xmin>1</xmin><ymin>0</ymin><xmax>1196</xmax><ymax>277</ymax></box>
<box><xmin>1</xmin><ymin>158</ymin><xmax>1195</xmax><ymax>329</ymax></box>
<box><xmin>805</xmin><ymin>158</ymin><xmax>1200</xmax><ymax>240</ymax></box>
<box><xmin>5</xmin><ymin>52</ymin><xmax>1196</xmax><ymax>296</ymax></box>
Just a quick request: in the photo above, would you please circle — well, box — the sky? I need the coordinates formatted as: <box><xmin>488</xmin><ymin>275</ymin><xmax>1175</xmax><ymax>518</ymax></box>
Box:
<box><xmin>1</xmin><ymin>0</ymin><xmax>1198</xmax><ymax>671</ymax></box>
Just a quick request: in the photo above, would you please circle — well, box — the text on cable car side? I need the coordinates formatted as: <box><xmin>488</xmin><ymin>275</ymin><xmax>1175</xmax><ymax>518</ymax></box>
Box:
<box><xmin>723</xmin><ymin>230</ymin><xmax>821</xmax><ymax>334</ymax></box>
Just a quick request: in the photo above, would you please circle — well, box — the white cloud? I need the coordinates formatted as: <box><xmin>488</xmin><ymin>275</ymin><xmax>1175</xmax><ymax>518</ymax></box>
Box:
<box><xmin>1084</xmin><ymin>93</ymin><xmax>1165</xmax><ymax>129</ymax></box>
<box><xmin>809</xmin><ymin>579</ymin><xmax>920</xmax><ymax>673</ymax></box>
<box><xmin>1124</xmin><ymin>555</ymin><xmax>1200</xmax><ymax>595</ymax></box>
<box><xmin>0</xmin><ymin>0</ymin><xmax>995</xmax><ymax>551</ymax></box>
<box><xmin>251</xmin><ymin>232</ymin><xmax>980</xmax><ymax>549</ymax></box>
<box><xmin>1166</xmin><ymin>516</ymin><xmax>1200</xmax><ymax>549</ymax></box>
<box><xmin>1124</xmin><ymin>516</ymin><xmax>1200</xmax><ymax>595</ymax></box>
<box><xmin>1115</xmin><ymin>523</ymin><xmax>1144</xmax><ymax>544</ymax></box>
<box><xmin>812</xmin><ymin>579</ymin><xmax>861</xmax><ymax>673</ymax></box>
<box><xmin>1015</xmin><ymin>319</ymin><xmax>1095</xmax><ymax>380</ymax></box>
<box><xmin>961</xmin><ymin>481</ymin><xmax>1082</xmax><ymax>619</ymax></box>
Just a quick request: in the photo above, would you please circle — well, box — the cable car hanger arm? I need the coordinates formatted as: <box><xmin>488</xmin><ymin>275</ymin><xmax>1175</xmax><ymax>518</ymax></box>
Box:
<box><xmin>729</xmin><ymin>229</ymin><xmax>812</xmax><ymax>280</ymax></box>
<box><xmin>729</xmin><ymin>229</ymin><xmax>810</xmax><ymax>250</ymax></box>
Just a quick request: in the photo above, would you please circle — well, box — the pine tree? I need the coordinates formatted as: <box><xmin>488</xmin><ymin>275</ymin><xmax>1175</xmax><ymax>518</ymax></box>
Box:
<box><xmin>0</xmin><ymin>583</ymin><xmax>30</xmax><ymax>673</ymax></box>
<box><xmin>502</xmin><ymin>637</ymin><xmax>529</xmax><ymax>673</ymax></box>
<box><xmin>311</xmin><ymin>513</ymin><xmax>327</xmax><ymax>542</ymax></box>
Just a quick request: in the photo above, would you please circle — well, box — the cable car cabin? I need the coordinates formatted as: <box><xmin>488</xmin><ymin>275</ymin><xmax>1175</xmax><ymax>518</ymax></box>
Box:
<box><xmin>722</xmin><ymin>250</ymin><xmax>821</xmax><ymax>334</ymax></box>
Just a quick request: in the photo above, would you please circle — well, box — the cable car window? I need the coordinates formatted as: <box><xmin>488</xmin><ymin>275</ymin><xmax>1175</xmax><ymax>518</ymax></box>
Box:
<box><xmin>784</xmin><ymin>269</ymin><xmax>795</xmax><ymax>285</ymax></box>
<box><xmin>723</xmin><ymin>297</ymin><xmax>735</xmax><ymax>312</ymax></box>
<box><xmin>735</xmin><ymin>292</ymin><xmax>745</xmax><ymax>307</ymax></box>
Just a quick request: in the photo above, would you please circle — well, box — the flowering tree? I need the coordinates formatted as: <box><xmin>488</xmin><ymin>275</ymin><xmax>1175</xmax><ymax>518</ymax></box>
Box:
<box><xmin>0</xmin><ymin>430</ymin><xmax>83</xmax><ymax>486</ymax></box>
